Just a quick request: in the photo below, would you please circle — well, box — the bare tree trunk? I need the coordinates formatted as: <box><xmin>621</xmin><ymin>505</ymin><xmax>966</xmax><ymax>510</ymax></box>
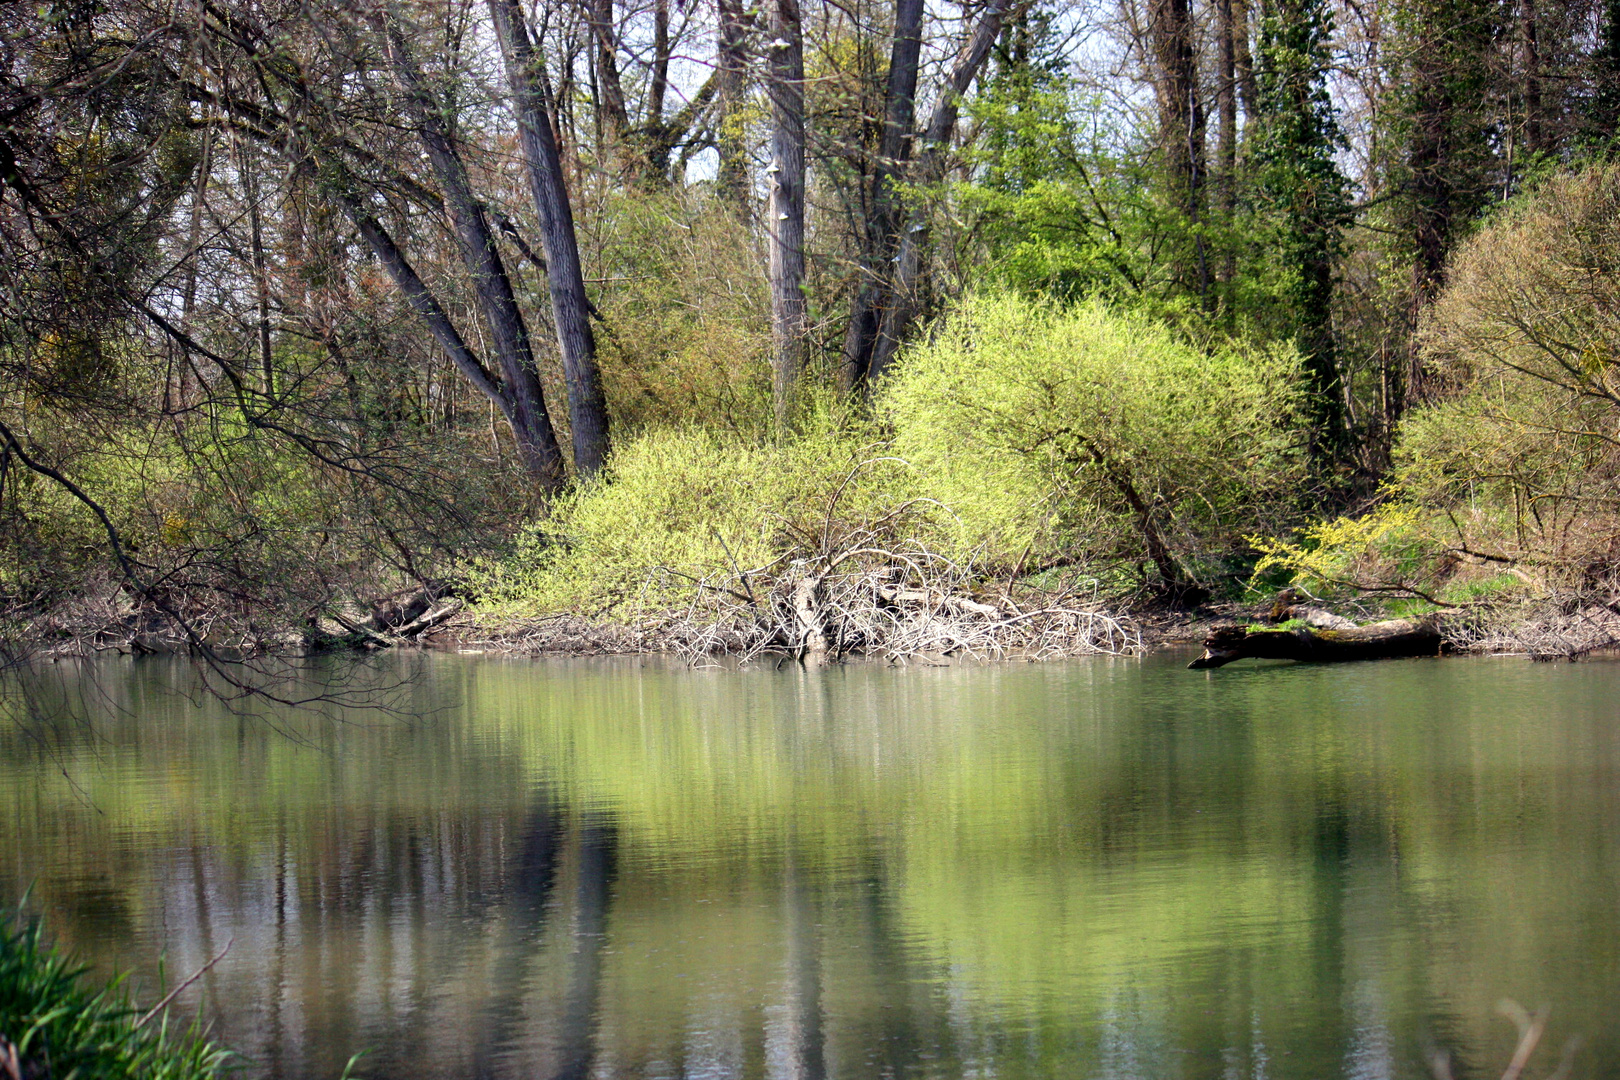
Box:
<box><xmin>489</xmin><ymin>0</ymin><xmax>612</xmax><ymax>477</ymax></box>
<box><xmin>1233</xmin><ymin>0</ymin><xmax>1258</xmax><ymax>120</ymax></box>
<box><xmin>237</xmin><ymin>134</ymin><xmax>275</xmax><ymax>396</ymax></box>
<box><xmin>766</xmin><ymin>0</ymin><xmax>807</xmax><ymax>427</ymax></box>
<box><xmin>1149</xmin><ymin>0</ymin><xmax>1208</xmax><ymax>297</ymax></box>
<box><xmin>716</xmin><ymin>0</ymin><xmax>751</xmax><ymax>210</ymax></box>
<box><xmin>650</xmin><ymin>0</ymin><xmax>670</xmax><ymax>125</ymax></box>
<box><xmin>342</xmin><ymin>202</ymin><xmax>524</xmax><ymax>438</ymax></box>
<box><xmin>378</xmin><ymin>10</ymin><xmax>568</xmax><ymax>488</ymax></box>
<box><xmin>588</xmin><ymin>0</ymin><xmax>630</xmax><ymax>148</ymax></box>
<box><xmin>1404</xmin><ymin>61</ymin><xmax>1452</xmax><ymax>409</ymax></box>
<box><xmin>866</xmin><ymin>0</ymin><xmax>1022</xmax><ymax>383</ymax></box>
<box><xmin>841</xmin><ymin>0</ymin><xmax>924</xmax><ymax>394</ymax></box>
<box><xmin>1215</xmin><ymin>0</ymin><xmax>1238</xmax><ymax>290</ymax></box>
<box><xmin>1520</xmin><ymin>0</ymin><xmax>1543</xmax><ymax>153</ymax></box>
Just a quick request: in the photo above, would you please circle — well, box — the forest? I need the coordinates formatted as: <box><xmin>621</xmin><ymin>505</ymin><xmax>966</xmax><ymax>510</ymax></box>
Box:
<box><xmin>2</xmin><ymin>0</ymin><xmax>1620</xmax><ymax>662</ymax></box>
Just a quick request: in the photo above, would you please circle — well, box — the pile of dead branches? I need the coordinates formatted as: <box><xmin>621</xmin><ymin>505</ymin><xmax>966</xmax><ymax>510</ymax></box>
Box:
<box><xmin>1449</xmin><ymin>592</ymin><xmax>1620</xmax><ymax>660</ymax></box>
<box><xmin>650</xmin><ymin>553</ymin><xmax>1139</xmax><ymax>665</ymax></box>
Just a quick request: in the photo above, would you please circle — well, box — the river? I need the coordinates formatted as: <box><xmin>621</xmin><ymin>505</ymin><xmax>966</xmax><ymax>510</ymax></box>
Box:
<box><xmin>3</xmin><ymin>651</ymin><xmax>1619</xmax><ymax>1079</ymax></box>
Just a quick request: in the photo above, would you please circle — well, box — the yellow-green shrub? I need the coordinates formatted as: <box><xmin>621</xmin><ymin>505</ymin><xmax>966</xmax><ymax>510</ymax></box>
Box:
<box><xmin>1402</xmin><ymin>163</ymin><xmax>1620</xmax><ymax>577</ymax></box>
<box><xmin>472</xmin><ymin>418</ymin><xmax>931</xmax><ymax>616</ymax></box>
<box><xmin>882</xmin><ymin>293</ymin><xmax>1306</xmax><ymax>587</ymax></box>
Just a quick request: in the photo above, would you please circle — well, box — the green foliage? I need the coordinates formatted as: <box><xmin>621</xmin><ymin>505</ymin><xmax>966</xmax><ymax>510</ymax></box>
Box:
<box><xmin>470</xmin><ymin>412</ymin><xmax>929</xmax><ymax>616</ymax></box>
<box><xmin>882</xmin><ymin>293</ymin><xmax>1307</xmax><ymax>587</ymax></box>
<box><xmin>588</xmin><ymin>191</ymin><xmax>772</xmax><ymax>436</ymax></box>
<box><xmin>0</xmin><ymin>907</ymin><xmax>229</xmax><ymax>1079</ymax></box>
<box><xmin>1404</xmin><ymin>164</ymin><xmax>1620</xmax><ymax>574</ymax></box>
<box><xmin>1249</xmin><ymin>503</ymin><xmax>1438</xmax><ymax>593</ymax></box>
<box><xmin>1250</xmin><ymin>0</ymin><xmax>1352</xmax><ymax>451</ymax></box>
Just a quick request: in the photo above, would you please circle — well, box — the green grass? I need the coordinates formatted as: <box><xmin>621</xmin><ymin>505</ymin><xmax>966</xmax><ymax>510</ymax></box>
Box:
<box><xmin>0</xmin><ymin>907</ymin><xmax>231</xmax><ymax>1079</ymax></box>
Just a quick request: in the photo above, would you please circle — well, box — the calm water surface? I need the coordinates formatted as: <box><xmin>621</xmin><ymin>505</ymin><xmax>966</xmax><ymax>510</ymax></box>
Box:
<box><xmin>4</xmin><ymin>651</ymin><xmax>1620</xmax><ymax>1079</ymax></box>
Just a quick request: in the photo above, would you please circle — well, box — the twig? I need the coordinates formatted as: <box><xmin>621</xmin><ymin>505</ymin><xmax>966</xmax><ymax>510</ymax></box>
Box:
<box><xmin>134</xmin><ymin>937</ymin><xmax>233</xmax><ymax>1030</ymax></box>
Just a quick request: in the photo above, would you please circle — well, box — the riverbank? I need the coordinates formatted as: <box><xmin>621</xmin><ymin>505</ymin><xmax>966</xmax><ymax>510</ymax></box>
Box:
<box><xmin>10</xmin><ymin>571</ymin><xmax>1617</xmax><ymax>667</ymax></box>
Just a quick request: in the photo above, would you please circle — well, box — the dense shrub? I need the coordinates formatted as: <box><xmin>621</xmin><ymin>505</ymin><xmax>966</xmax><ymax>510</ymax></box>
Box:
<box><xmin>588</xmin><ymin>191</ymin><xmax>773</xmax><ymax>437</ymax></box>
<box><xmin>476</xmin><ymin>295</ymin><xmax>1310</xmax><ymax>620</ymax></box>
<box><xmin>1405</xmin><ymin>163</ymin><xmax>1620</xmax><ymax>577</ymax></box>
<box><xmin>471</xmin><ymin>416</ymin><xmax>930</xmax><ymax>617</ymax></box>
<box><xmin>882</xmin><ymin>294</ymin><xmax>1307</xmax><ymax>594</ymax></box>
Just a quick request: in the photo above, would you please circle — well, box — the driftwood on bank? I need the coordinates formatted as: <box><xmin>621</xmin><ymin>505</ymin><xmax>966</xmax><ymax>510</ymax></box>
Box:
<box><xmin>1188</xmin><ymin>615</ymin><xmax>1445</xmax><ymax>669</ymax></box>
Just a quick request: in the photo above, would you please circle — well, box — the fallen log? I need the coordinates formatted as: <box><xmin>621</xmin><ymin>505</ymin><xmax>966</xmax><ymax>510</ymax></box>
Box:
<box><xmin>1188</xmin><ymin>616</ymin><xmax>1444</xmax><ymax>669</ymax></box>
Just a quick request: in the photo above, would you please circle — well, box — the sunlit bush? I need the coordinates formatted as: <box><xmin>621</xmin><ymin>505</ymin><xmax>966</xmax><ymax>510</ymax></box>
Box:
<box><xmin>471</xmin><ymin>414</ymin><xmax>929</xmax><ymax>616</ymax></box>
<box><xmin>1406</xmin><ymin>163</ymin><xmax>1620</xmax><ymax>577</ymax></box>
<box><xmin>882</xmin><ymin>293</ymin><xmax>1306</xmax><ymax>593</ymax></box>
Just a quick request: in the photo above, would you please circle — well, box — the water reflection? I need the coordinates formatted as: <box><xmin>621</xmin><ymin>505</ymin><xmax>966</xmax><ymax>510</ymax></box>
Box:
<box><xmin>3</xmin><ymin>654</ymin><xmax>1620</xmax><ymax>1078</ymax></box>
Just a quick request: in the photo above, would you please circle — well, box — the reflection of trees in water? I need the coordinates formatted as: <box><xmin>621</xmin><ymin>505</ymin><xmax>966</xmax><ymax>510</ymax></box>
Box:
<box><xmin>8</xmin><ymin>658</ymin><xmax>1620</xmax><ymax>1076</ymax></box>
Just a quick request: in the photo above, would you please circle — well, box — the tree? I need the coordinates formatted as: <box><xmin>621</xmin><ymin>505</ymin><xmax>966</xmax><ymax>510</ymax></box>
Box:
<box><xmin>1252</xmin><ymin>0</ymin><xmax>1352</xmax><ymax>464</ymax></box>
<box><xmin>1146</xmin><ymin>0</ymin><xmax>1208</xmax><ymax>298</ymax></box>
<box><xmin>766</xmin><ymin>0</ymin><xmax>808</xmax><ymax>427</ymax></box>
<box><xmin>488</xmin><ymin>0</ymin><xmax>611</xmax><ymax>477</ymax></box>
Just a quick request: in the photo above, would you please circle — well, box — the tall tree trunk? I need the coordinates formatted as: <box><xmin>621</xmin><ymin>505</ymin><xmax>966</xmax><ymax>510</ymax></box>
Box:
<box><xmin>716</xmin><ymin>0</ymin><xmax>751</xmax><ymax>209</ymax></box>
<box><xmin>1149</xmin><ymin>0</ymin><xmax>1208</xmax><ymax>297</ymax></box>
<box><xmin>866</xmin><ymin>0</ymin><xmax>1022</xmax><ymax>383</ymax></box>
<box><xmin>1215</xmin><ymin>0</ymin><xmax>1238</xmax><ymax>291</ymax></box>
<box><xmin>1520</xmin><ymin>0</ymin><xmax>1543</xmax><ymax>154</ymax></box>
<box><xmin>766</xmin><ymin>0</ymin><xmax>807</xmax><ymax>427</ymax></box>
<box><xmin>1233</xmin><ymin>0</ymin><xmax>1258</xmax><ymax>119</ymax></box>
<box><xmin>237</xmin><ymin>134</ymin><xmax>275</xmax><ymax>396</ymax></box>
<box><xmin>840</xmin><ymin>0</ymin><xmax>924</xmax><ymax>394</ymax></box>
<box><xmin>379</xmin><ymin>10</ymin><xmax>568</xmax><ymax>489</ymax></box>
<box><xmin>1403</xmin><ymin>57</ymin><xmax>1453</xmax><ymax>408</ymax></box>
<box><xmin>649</xmin><ymin>0</ymin><xmax>670</xmax><ymax>126</ymax></box>
<box><xmin>588</xmin><ymin>0</ymin><xmax>630</xmax><ymax>149</ymax></box>
<box><xmin>489</xmin><ymin>0</ymin><xmax>612</xmax><ymax>477</ymax></box>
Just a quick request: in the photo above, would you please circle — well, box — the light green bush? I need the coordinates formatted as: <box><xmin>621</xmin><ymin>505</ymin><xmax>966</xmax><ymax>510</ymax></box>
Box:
<box><xmin>1402</xmin><ymin>164</ymin><xmax>1620</xmax><ymax>577</ymax></box>
<box><xmin>587</xmin><ymin>191</ymin><xmax>773</xmax><ymax>437</ymax></box>
<box><xmin>472</xmin><ymin>416</ymin><xmax>932</xmax><ymax>616</ymax></box>
<box><xmin>882</xmin><ymin>293</ymin><xmax>1307</xmax><ymax>591</ymax></box>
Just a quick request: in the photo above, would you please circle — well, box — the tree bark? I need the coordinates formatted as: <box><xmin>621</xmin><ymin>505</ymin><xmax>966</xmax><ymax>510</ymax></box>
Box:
<box><xmin>1233</xmin><ymin>0</ymin><xmax>1258</xmax><ymax>120</ymax></box>
<box><xmin>489</xmin><ymin>0</ymin><xmax>612</xmax><ymax>477</ymax></box>
<box><xmin>587</xmin><ymin>0</ymin><xmax>631</xmax><ymax>148</ymax></box>
<box><xmin>1215</xmin><ymin>0</ymin><xmax>1238</xmax><ymax>290</ymax></box>
<box><xmin>766</xmin><ymin>0</ymin><xmax>807</xmax><ymax>428</ymax></box>
<box><xmin>866</xmin><ymin>0</ymin><xmax>1023</xmax><ymax>383</ymax></box>
<box><xmin>840</xmin><ymin>0</ymin><xmax>924</xmax><ymax>394</ymax></box>
<box><xmin>1187</xmin><ymin>617</ymin><xmax>1444</xmax><ymax>668</ymax></box>
<box><xmin>1403</xmin><ymin>54</ymin><xmax>1453</xmax><ymax>409</ymax></box>
<box><xmin>1148</xmin><ymin>0</ymin><xmax>1208</xmax><ymax>297</ymax></box>
<box><xmin>1520</xmin><ymin>0</ymin><xmax>1543</xmax><ymax>154</ymax></box>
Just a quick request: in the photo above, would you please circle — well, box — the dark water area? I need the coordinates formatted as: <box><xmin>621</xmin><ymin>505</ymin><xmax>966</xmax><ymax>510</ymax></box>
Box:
<box><xmin>4</xmin><ymin>651</ymin><xmax>1620</xmax><ymax>1079</ymax></box>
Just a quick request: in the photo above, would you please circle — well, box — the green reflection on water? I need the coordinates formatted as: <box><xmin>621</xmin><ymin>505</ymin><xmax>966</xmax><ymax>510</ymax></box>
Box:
<box><xmin>3</xmin><ymin>652</ymin><xmax>1619</xmax><ymax>1079</ymax></box>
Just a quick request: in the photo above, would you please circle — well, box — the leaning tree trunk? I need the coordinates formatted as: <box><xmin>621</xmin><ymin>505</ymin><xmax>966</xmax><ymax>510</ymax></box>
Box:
<box><xmin>766</xmin><ymin>0</ymin><xmax>807</xmax><ymax>428</ymax></box>
<box><xmin>378</xmin><ymin>12</ymin><xmax>567</xmax><ymax>490</ymax></box>
<box><xmin>489</xmin><ymin>0</ymin><xmax>612</xmax><ymax>478</ymax></box>
<box><xmin>1188</xmin><ymin>616</ymin><xmax>1444</xmax><ymax>668</ymax></box>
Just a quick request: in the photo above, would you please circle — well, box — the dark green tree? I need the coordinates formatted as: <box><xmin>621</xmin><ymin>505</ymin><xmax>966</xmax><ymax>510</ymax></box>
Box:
<box><xmin>1250</xmin><ymin>0</ymin><xmax>1352</xmax><ymax>465</ymax></box>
